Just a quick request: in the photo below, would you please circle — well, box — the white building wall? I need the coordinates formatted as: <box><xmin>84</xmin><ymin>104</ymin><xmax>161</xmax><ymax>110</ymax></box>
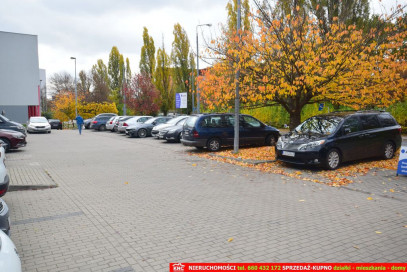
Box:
<box><xmin>0</xmin><ymin>31</ymin><xmax>39</xmax><ymax>106</ymax></box>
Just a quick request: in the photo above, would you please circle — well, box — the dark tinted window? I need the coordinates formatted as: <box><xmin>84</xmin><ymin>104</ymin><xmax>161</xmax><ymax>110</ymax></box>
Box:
<box><xmin>377</xmin><ymin>114</ymin><xmax>397</xmax><ymax>127</ymax></box>
<box><xmin>342</xmin><ymin>116</ymin><xmax>360</xmax><ymax>133</ymax></box>
<box><xmin>360</xmin><ymin>115</ymin><xmax>380</xmax><ymax>130</ymax></box>
<box><xmin>296</xmin><ymin>116</ymin><xmax>343</xmax><ymax>135</ymax></box>
<box><xmin>200</xmin><ymin>116</ymin><xmax>224</xmax><ymax>128</ymax></box>
<box><xmin>242</xmin><ymin>116</ymin><xmax>262</xmax><ymax>128</ymax></box>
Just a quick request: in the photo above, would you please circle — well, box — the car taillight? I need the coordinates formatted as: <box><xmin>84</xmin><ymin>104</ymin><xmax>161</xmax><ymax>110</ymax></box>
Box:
<box><xmin>0</xmin><ymin>188</ymin><xmax>6</xmax><ymax>195</ymax></box>
<box><xmin>123</xmin><ymin>123</ymin><xmax>128</xmax><ymax>126</ymax></box>
<box><xmin>92</xmin><ymin>121</ymin><xmax>97</xmax><ymax>124</ymax></box>
<box><xmin>398</xmin><ymin>127</ymin><xmax>402</xmax><ymax>133</ymax></box>
<box><xmin>193</xmin><ymin>130</ymin><xmax>199</xmax><ymax>138</ymax></box>
<box><xmin>109</xmin><ymin>121</ymin><xmax>113</xmax><ymax>124</ymax></box>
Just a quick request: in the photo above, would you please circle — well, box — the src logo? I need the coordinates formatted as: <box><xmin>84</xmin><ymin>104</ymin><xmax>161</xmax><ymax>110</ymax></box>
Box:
<box><xmin>172</xmin><ymin>263</ymin><xmax>185</xmax><ymax>272</ymax></box>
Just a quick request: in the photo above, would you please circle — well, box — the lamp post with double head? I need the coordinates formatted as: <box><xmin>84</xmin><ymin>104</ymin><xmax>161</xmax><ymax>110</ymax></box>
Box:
<box><xmin>196</xmin><ymin>23</ymin><xmax>211</xmax><ymax>114</ymax></box>
<box><xmin>70</xmin><ymin>57</ymin><xmax>78</xmax><ymax>117</ymax></box>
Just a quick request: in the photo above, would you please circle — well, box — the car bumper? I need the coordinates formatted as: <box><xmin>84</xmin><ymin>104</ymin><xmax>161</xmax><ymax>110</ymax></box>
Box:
<box><xmin>151</xmin><ymin>131</ymin><xmax>159</xmax><ymax>138</ymax></box>
<box><xmin>10</xmin><ymin>139</ymin><xmax>26</xmax><ymax>150</ymax></box>
<box><xmin>164</xmin><ymin>131</ymin><xmax>179</xmax><ymax>141</ymax></box>
<box><xmin>27</xmin><ymin>127</ymin><xmax>51</xmax><ymax>133</ymax></box>
<box><xmin>181</xmin><ymin>138</ymin><xmax>207</xmax><ymax>147</ymax></box>
<box><xmin>0</xmin><ymin>198</ymin><xmax>10</xmax><ymax>235</ymax></box>
<box><xmin>276</xmin><ymin>149</ymin><xmax>323</xmax><ymax>165</ymax></box>
<box><xmin>0</xmin><ymin>174</ymin><xmax>10</xmax><ymax>197</ymax></box>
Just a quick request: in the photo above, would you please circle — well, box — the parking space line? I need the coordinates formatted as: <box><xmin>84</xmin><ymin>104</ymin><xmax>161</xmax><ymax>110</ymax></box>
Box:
<box><xmin>13</xmin><ymin>211</ymin><xmax>84</xmax><ymax>226</ymax></box>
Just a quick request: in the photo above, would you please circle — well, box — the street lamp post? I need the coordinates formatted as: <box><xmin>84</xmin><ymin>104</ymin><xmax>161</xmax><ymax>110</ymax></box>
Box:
<box><xmin>70</xmin><ymin>57</ymin><xmax>78</xmax><ymax>117</ymax></box>
<box><xmin>196</xmin><ymin>23</ymin><xmax>211</xmax><ymax>114</ymax></box>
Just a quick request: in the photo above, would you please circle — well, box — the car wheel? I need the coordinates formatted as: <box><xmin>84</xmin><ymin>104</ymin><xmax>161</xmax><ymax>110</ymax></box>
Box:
<box><xmin>48</xmin><ymin>131</ymin><xmax>51</xmax><ymax>134</ymax></box>
<box><xmin>0</xmin><ymin>138</ymin><xmax>11</xmax><ymax>152</ymax></box>
<box><xmin>265</xmin><ymin>134</ymin><xmax>277</xmax><ymax>146</ymax></box>
<box><xmin>383</xmin><ymin>141</ymin><xmax>395</xmax><ymax>159</ymax></box>
<box><xmin>138</xmin><ymin>129</ymin><xmax>147</xmax><ymax>138</ymax></box>
<box><xmin>99</xmin><ymin>125</ymin><xmax>106</xmax><ymax>131</ymax></box>
<box><xmin>207</xmin><ymin>138</ymin><xmax>221</xmax><ymax>152</ymax></box>
<box><xmin>324</xmin><ymin>149</ymin><xmax>341</xmax><ymax>170</ymax></box>
<box><xmin>177</xmin><ymin>133</ymin><xmax>182</xmax><ymax>143</ymax></box>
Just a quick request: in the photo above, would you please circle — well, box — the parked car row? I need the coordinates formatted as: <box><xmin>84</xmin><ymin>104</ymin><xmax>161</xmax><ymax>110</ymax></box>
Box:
<box><xmin>0</xmin><ymin>141</ymin><xmax>23</xmax><ymax>271</ymax></box>
<box><xmin>85</xmin><ymin>110</ymin><xmax>402</xmax><ymax>170</ymax></box>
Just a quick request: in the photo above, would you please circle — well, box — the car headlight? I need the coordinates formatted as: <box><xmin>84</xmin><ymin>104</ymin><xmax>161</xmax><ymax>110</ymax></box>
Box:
<box><xmin>16</xmin><ymin>134</ymin><xmax>25</xmax><ymax>139</ymax></box>
<box><xmin>167</xmin><ymin>129</ymin><xmax>176</xmax><ymax>134</ymax></box>
<box><xmin>297</xmin><ymin>140</ymin><xmax>325</xmax><ymax>151</ymax></box>
<box><xmin>276</xmin><ymin>137</ymin><xmax>283</xmax><ymax>149</ymax></box>
<box><xmin>28</xmin><ymin>124</ymin><xmax>35</xmax><ymax>128</ymax></box>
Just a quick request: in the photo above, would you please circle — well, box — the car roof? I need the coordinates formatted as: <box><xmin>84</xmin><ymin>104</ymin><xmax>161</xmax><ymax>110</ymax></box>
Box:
<box><xmin>314</xmin><ymin>110</ymin><xmax>390</xmax><ymax>118</ymax></box>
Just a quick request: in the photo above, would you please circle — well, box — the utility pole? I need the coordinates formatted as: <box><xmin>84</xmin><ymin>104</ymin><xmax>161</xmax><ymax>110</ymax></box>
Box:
<box><xmin>233</xmin><ymin>0</ymin><xmax>241</xmax><ymax>154</ymax></box>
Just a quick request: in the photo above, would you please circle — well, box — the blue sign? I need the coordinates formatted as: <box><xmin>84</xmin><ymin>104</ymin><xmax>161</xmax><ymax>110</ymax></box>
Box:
<box><xmin>318</xmin><ymin>103</ymin><xmax>324</xmax><ymax>111</ymax></box>
<box><xmin>175</xmin><ymin>92</ymin><xmax>187</xmax><ymax>109</ymax></box>
<box><xmin>397</xmin><ymin>146</ymin><xmax>407</xmax><ymax>176</ymax></box>
<box><xmin>175</xmin><ymin>93</ymin><xmax>181</xmax><ymax>108</ymax></box>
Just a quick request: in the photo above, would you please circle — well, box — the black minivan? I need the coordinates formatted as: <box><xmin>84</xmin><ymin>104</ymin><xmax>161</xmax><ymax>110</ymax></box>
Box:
<box><xmin>276</xmin><ymin>111</ymin><xmax>402</xmax><ymax>170</ymax></box>
<box><xmin>181</xmin><ymin>113</ymin><xmax>280</xmax><ymax>151</ymax></box>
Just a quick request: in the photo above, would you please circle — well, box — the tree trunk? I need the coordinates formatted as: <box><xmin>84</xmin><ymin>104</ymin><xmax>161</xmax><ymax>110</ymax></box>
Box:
<box><xmin>289</xmin><ymin>110</ymin><xmax>302</xmax><ymax>130</ymax></box>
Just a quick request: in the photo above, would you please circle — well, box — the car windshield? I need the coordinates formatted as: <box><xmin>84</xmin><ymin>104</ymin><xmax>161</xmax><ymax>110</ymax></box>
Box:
<box><xmin>30</xmin><ymin>117</ymin><xmax>48</xmax><ymax>123</ymax></box>
<box><xmin>166</xmin><ymin>116</ymin><xmax>185</xmax><ymax>125</ymax></box>
<box><xmin>295</xmin><ymin>116</ymin><xmax>343</xmax><ymax>136</ymax></box>
<box><xmin>144</xmin><ymin>118</ymin><xmax>158</xmax><ymax>124</ymax></box>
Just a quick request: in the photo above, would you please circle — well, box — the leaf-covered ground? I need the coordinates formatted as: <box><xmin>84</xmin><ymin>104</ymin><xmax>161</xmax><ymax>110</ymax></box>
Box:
<box><xmin>189</xmin><ymin>146</ymin><xmax>400</xmax><ymax>187</ymax></box>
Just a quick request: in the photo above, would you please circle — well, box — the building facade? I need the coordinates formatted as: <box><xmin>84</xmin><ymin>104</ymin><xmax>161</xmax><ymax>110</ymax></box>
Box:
<box><xmin>0</xmin><ymin>31</ymin><xmax>41</xmax><ymax>123</ymax></box>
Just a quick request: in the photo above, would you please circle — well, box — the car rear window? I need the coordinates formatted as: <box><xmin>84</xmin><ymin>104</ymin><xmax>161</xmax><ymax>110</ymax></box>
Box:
<box><xmin>377</xmin><ymin>114</ymin><xmax>397</xmax><ymax>127</ymax></box>
<box><xmin>360</xmin><ymin>115</ymin><xmax>380</xmax><ymax>130</ymax></box>
<box><xmin>185</xmin><ymin>116</ymin><xmax>199</xmax><ymax>128</ymax></box>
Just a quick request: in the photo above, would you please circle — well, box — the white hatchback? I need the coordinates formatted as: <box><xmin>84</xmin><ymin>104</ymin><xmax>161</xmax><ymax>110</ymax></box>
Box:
<box><xmin>27</xmin><ymin>116</ymin><xmax>51</xmax><ymax>134</ymax></box>
<box><xmin>118</xmin><ymin>116</ymin><xmax>152</xmax><ymax>133</ymax></box>
<box><xmin>0</xmin><ymin>230</ymin><xmax>22</xmax><ymax>272</ymax></box>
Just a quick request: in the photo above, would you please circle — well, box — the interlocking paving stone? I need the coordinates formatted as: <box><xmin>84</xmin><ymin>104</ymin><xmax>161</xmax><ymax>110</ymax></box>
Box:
<box><xmin>2</xmin><ymin>130</ymin><xmax>407</xmax><ymax>272</ymax></box>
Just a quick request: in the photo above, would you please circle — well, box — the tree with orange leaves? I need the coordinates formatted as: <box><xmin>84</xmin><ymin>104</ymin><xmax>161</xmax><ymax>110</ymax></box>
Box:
<box><xmin>199</xmin><ymin>1</ymin><xmax>407</xmax><ymax>128</ymax></box>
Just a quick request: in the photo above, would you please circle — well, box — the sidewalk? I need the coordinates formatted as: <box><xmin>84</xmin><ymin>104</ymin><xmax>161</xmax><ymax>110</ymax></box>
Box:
<box><xmin>6</xmin><ymin>153</ymin><xmax>57</xmax><ymax>191</ymax></box>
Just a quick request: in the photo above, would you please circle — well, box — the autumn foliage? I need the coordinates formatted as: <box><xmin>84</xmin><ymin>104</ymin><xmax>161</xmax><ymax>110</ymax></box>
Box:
<box><xmin>52</xmin><ymin>92</ymin><xmax>118</xmax><ymax>121</ymax></box>
<box><xmin>126</xmin><ymin>74</ymin><xmax>161</xmax><ymax>116</ymax></box>
<box><xmin>199</xmin><ymin>3</ymin><xmax>407</xmax><ymax>128</ymax></box>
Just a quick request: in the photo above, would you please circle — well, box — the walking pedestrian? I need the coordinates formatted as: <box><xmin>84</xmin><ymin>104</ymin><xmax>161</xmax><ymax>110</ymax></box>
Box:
<box><xmin>75</xmin><ymin>115</ymin><xmax>84</xmax><ymax>135</ymax></box>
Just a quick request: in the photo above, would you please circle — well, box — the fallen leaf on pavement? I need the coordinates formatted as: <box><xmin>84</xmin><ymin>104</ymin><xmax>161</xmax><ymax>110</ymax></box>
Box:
<box><xmin>375</xmin><ymin>231</ymin><xmax>382</xmax><ymax>234</ymax></box>
<box><xmin>367</xmin><ymin>197</ymin><xmax>373</xmax><ymax>200</ymax></box>
<box><xmin>228</xmin><ymin>238</ymin><xmax>234</xmax><ymax>242</ymax></box>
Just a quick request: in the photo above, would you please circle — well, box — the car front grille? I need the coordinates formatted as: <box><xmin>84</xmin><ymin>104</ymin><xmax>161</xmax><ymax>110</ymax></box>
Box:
<box><xmin>35</xmin><ymin>126</ymin><xmax>45</xmax><ymax>128</ymax></box>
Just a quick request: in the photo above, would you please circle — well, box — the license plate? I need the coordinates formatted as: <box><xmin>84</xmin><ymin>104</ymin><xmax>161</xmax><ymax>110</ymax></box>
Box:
<box><xmin>282</xmin><ymin>151</ymin><xmax>295</xmax><ymax>157</ymax></box>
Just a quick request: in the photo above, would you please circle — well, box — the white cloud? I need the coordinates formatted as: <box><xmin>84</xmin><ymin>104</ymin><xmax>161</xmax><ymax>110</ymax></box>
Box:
<box><xmin>1</xmin><ymin>0</ymin><xmax>227</xmax><ymax>85</ymax></box>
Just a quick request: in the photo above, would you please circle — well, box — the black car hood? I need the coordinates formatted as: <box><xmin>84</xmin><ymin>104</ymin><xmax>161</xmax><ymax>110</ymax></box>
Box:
<box><xmin>280</xmin><ymin>131</ymin><xmax>326</xmax><ymax>145</ymax></box>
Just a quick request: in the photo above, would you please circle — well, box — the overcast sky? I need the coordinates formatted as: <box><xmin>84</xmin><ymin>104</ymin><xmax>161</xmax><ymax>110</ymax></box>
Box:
<box><xmin>1</xmin><ymin>0</ymin><xmax>406</xmax><ymax>86</ymax></box>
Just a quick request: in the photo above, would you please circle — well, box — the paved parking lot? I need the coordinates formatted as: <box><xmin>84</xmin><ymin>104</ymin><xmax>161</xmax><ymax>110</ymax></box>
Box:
<box><xmin>3</xmin><ymin>129</ymin><xmax>407</xmax><ymax>271</ymax></box>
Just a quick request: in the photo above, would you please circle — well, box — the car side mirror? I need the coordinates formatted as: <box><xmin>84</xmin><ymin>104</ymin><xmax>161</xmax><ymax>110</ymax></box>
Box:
<box><xmin>343</xmin><ymin>127</ymin><xmax>351</xmax><ymax>135</ymax></box>
<box><xmin>152</xmin><ymin>121</ymin><xmax>156</xmax><ymax>125</ymax></box>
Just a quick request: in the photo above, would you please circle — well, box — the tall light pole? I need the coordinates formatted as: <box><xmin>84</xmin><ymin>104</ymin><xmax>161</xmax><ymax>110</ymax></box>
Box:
<box><xmin>196</xmin><ymin>23</ymin><xmax>211</xmax><ymax>114</ymax></box>
<box><xmin>233</xmin><ymin>0</ymin><xmax>241</xmax><ymax>154</ymax></box>
<box><xmin>70</xmin><ymin>57</ymin><xmax>78</xmax><ymax>117</ymax></box>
